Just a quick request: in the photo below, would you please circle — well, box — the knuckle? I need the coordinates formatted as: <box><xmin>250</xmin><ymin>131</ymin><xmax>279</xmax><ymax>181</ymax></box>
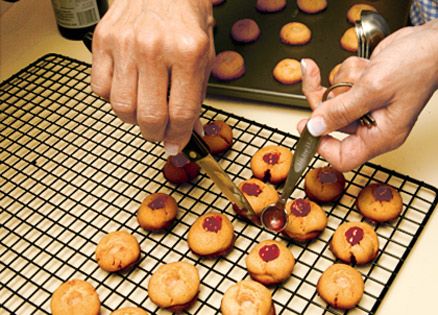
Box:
<box><xmin>136</xmin><ymin>33</ymin><xmax>163</xmax><ymax>57</ymax></box>
<box><xmin>176</xmin><ymin>31</ymin><xmax>210</xmax><ymax>61</ymax></box>
<box><xmin>90</xmin><ymin>81</ymin><xmax>110</xmax><ymax>99</ymax></box>
<box><xmin>137</xmin><ymin>111</ymin><xmax>167</xmax><ymax>128</ymax></box>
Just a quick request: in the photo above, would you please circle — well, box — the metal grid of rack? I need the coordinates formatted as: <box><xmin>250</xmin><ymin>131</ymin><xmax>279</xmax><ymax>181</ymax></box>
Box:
<box><xmin>1</xmin><ymin>54</ymin><xmax>437</xmax><ymax>314</ymax></box>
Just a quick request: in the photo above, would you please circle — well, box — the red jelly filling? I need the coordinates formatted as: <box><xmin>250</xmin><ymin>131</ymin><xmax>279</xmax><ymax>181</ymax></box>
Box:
<box><xmin>242</xmin><ymin>183</ymin><xmax>262</xmax><ymax>196</ymax></box>
<box><xmin>259</xmin><ymin>244</ymin><xmax>280</xmax><ymax>262</ymax></box>
<box><xmin>345</xmin><ymin>226</ymin><xmax>364</xmax><ymax>245</ymax></box>
<box><xmin>372</xmin><ymin>184</ymin><xmax>393</xmax><ymax>201</ymax></box>
<box><xmin>170</xmin><ymin>153</ymin><xmax>189</xmax><ymax>168</ymax></box>
<box><xmin>148</xmin><ymin>195</ymin><xmax>167</xmax><ymax>210</ymax></box>
<box><xmin>262</xmin><ymin>152</ymin><xmax>280</xmax><ymax>165</ymax></box>
<box><xmin>202</xmin><ymin>215</ymin><xmax>223</xmax><ymax>233</ymax></box>
<box><xmin>318</xmin><ymin>169</ymin><xmax>338</xmax><ymax>184</ymax></box>
<box><xmin>204</xmin><ymin>123</ymin><xmax>221</xmax><ymax>136</ymax></box>
<box><xmin>290</xmin><ymin>198</ymin><xmax>311</xmax><ymax>217</ymax></box>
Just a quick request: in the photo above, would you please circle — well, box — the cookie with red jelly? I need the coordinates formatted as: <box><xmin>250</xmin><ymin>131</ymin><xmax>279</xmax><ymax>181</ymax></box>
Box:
<box><xmin>238</xmin><ymin>178</ymin><xmax>279</xmax><ymax>215</ymax></box>
<box><xmin>202</xmin><ymin>120</ymin><xmax>233</xmax><ymax>154</ymax></box>
<box><xmin>250</xmin><ymin>145</ymin><xmax>293</xmax><ymax>184</ymax></box>
<box><xmin>187</xmin><ymin>212</ymin><xmax>235</xmax><ymax>257</ymax></box>
<box><xmin>137</xmin><ymin>193</ymin><xmax>179</xmax><ymax>231</ymax></box>
<box><xmin>245</xmin><ymin>239</ymin><xmax>295</xmax><ymax>285</ymax></box>
<box><xmin>283</xmin><ymin>198</ymin><xmax>327</xmax><ymax>242</ymax></box>
<box><xmin>357</xmin><ymin>183</ymin><xmax>403</xmax><ymax>222</ymax></box>
<box><xmin>330</xmin><ymin>221</ymin><xmax>379</xmax><ymax>265</ymax></box>
<box><xmin>163</xmin><ymin>152</ymin><xmax>200</xmax><ymax>184</ymax></box>
<box><xmin>304</xmin><ymin>166</ymin><xmax>346</xmax><ymax>203</ymax></box>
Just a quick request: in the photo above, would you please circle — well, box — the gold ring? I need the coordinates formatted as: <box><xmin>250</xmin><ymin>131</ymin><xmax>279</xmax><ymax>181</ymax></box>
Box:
<box><xmin>322</xmin><ymin>82</ymin><xmax>353</xmax><ymax>102</ymax></box>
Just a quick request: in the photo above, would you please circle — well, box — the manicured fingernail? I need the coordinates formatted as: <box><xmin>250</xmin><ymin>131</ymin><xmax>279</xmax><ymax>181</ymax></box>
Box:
<box><xmin>300</xmin><ymin>59</ymin><xmax>307</xmax><ymax>74</ymax></box>
<box><xmin>307</xmin><ymin>116</ymin><xmax>326</xmax><ymax>137</ymax></box>
<box><xmin>164</xmin><ymin>143</ymin><xmax>179</xmax><ymax>157</ymax></box>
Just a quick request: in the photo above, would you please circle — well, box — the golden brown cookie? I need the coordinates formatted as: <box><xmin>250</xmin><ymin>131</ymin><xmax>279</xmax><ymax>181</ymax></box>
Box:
<box><xmin>51</xmin><ymin>279</ymin><xmax>100</xmax><ymax>315</ymax></box>
<box><xmin>246</xmin><ymin>239</ymin><xmax>295</xmax><ymax>285</ymax></box>
<box><xmin>238</xmin><ymin>178</ymin><xmax>279</xmax><ymax>215</ymax></box>
<box><xmin>279</xmin><ymin>22</ymin><xmax>312</xmax><ymax>45</ymax></box>
<box><xmin>148</xmin><ymin>261</ymin><xmax>200</xmax><ymax>312</ymax></box>
<box><xmin>356</xmin><ymin>183</ymin><xmax>403</xmax><ymax>222</ymax></box>
<box><xmin>256</xmin><ymin>0</ymin><xmax>287</xmax><ymax>13</ymax></box>
<box><xmin>340</xmin><ymin>27</ymin><xmax>358</xmax><ymax>52</ymax></box>
<box><xmin>231</xmin><ymin>18</ymin><xmax>261</xmax><ymax>43</ymax></box>
<box><xmin>283</xmin><ymin>198</ymin><xmax>327</xmax><ymax>242</ymax></box>
<box><xmin>273</xmin><ymin>58</ymin><xmax>302</xmax><ymax>85</ymax></box>
<box><xmin>221</xmin><ymin>279</ymin><xmax>275</xmax><ymax>315</ymax></box>
<box><xmin>211</xmin><ymin>50</ymin><xmax>246</xmax><ymax>81</ymax></box>
<box><xmin>297</xmin><ymin>0</ymin><xmax>327</xmax><ymax>14</ymax></box>
<box><xmin>110</xmin><ymin>307</ymin><xmax>149</xmax><ymax>315</ymax></box>
<box><xmin>328</xmin><ymin>63</ymin><xmax>341</xmax><ymax>85</ymax></box>
<box><xmin>202</xmin><ymin>120</ymin><xmax>233</xmax><ymax>154</ymax></box>
<box><xmin>163</xmin><ymin>153</ymin><xmax>200</xmax><ymax>185</ymax></box>
<box><xmin>187</xmin><ymin>212</ymin><xmax>235</xmax><ymax>257</ymax></box>
<box><xmin>137</xmin><ymin>192</ymin><xmax>178</xmax><ymax>231</ymax></box>
<box><xmin>95</xmin><ymin>230</ymin><xmax>140</xmax><ymax>272</ymax></box>
<box><xmin>317</xmin><ymin>264</ymin><xmax>364</xmax><ymax>309</ymax></box>
<box><xmin>330</xmin><ymin>221</ymin><xmax>379</xmax><ymax>265</ymax></box>
<box><xmin>251</xmin><ymin>145</ymin><xmax>293</xmax><ymax>184</ymax></box>
<box><xmin>304</xmin><ymin>166</ymin><xmax>346</xmax><ymax>203</ymax></box>
<box><xmin>347</xmin><ymin>3</ymin><xmax>377</xmax><ymax>24</ymax></box>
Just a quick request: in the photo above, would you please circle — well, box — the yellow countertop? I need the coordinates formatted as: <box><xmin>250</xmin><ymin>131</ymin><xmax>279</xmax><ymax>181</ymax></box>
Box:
<box><xmin>1</xmin><ymin>1</ymin><xmax>437</xmax><ymax>314</ymax></box>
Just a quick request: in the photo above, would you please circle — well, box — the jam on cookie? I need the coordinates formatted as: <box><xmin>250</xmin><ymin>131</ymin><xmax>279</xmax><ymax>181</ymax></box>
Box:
<box><xmin>137</xmin><ymin>193</ymin><xmax>178</xmax><ymax>231</ymax></box>
<box><xmin>251</xmin><ymin>145</ymin><xmax>293</xmax><ymax>184</ymax></box>
<box><xmin>238</xmin><ymin>178</ymin><xmax>279</xmax><ymax>215</ymax></box>
<box><xmin>163</xmin><ymin>153</ymin><xmax>200</xmax><ymax>185</ymax></box>
<box><xmin>304</xmin><ymin>166</ymin><xmax>346</xmax><ymax>203</ymax></box>
<box><xmin>202</xmin><ymin>120</ymin><xmax>233</xmax><ymax>154</ymax></box>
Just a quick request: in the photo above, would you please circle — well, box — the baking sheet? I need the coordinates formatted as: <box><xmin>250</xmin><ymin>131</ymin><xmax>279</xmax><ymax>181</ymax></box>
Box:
<box><xmin>207</xmin><ymin>0</ymin><xmax>412</xmax><ymax>107</ymax></box>
<box><xmin>1</xmin><ymin>54</ymin><xmax>437</xmax><ymax>314</ymax></box>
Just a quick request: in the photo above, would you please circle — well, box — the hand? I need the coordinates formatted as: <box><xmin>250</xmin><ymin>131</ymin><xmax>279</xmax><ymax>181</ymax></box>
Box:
<box><xmin>299</xmin><ymin>19</ymin><xmax>438</xmax><ymax>172</ymax></box>
<box><xmin>91</xmin><ymin>0</ymin><xmax>215</xmax><ymax>155</ymax></box>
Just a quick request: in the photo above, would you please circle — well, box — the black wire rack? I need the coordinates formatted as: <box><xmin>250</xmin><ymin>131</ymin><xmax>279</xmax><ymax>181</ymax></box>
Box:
<box><xmin>1</xmin><ymin>54</ymin><xmax>437</xmax><ymax>315</ymax></box>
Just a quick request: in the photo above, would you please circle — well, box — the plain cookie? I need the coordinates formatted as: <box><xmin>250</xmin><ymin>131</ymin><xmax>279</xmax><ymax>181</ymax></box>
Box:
<box><xmin>51</xmin><ymin>279</ymin><xmax>100</xmax><ymax>315</ymax></box>
<box><xmin>231</xmin><ymin>18</ymin><xmax>261</xmax><ymax>43</ymax></box>
<box><xmin>273</xmin><ymin>58</ymin><xmax>302</xmax><ymax>85</ymax></box>
<box><xmin>211</xmin><ymin>50</ymin><xmax>246</xmax><ymax>81</ymax></box>
<box><xmin>347</xmin><ymin>3</ymin><xmax>377</xmax><ymax>24</ymax></box>
<box><xmin>256</xmin><ymin>0</ymin><xmax>287</xmax><ymax>13</ymax></box>
<box><xmin>297</xmin><ymin>0</ymin><xmax>327</xmax><ymax>14</ymax></box>
<box><xmin>279</xmin><ymin>22</ymin><xmax>311</xmax><ymax>45</ymax></box>
<box><xmin>340</xmin><ymin>27</ymin><xmax>358</xmax><ymax>52</ymax></box>
<box><xmin>110</xmin><ymin>307</ymin><xmax>149</xmax><ymax>315</ymax></box>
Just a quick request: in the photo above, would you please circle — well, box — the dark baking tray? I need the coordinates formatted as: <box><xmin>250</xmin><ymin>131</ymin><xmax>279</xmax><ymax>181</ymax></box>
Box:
<box><xmin>1</xmin><ymin>54</ymin><xmax>437</xmax><ymax>314</ymax></box>
<box><xmin>207</xmin><ymin>0</ymin><xmax>412</xmax><ymax>108</ymax></box>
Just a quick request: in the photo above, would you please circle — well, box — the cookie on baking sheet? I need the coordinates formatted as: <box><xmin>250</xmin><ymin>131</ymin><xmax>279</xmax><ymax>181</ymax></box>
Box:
<box><xmin>251</xmin><ymin>145</ymin><xmax>293</xmax><ymax>184</ymax></box>
<box><xmin>317</xmin><ymin>263</ymin><xmax>364</xmax><ymax>309</ymax></box>
<box><xmin>231</xmin><ymin>18</ymin><xmax>261</xmax><ymax>43</ymax></box>
<box><xmin>246</xmin><ymin>239</ymin><xmax>295</xmax><ymax>285</ymax></box>
<box><xmin>356</xmin><ymin>183</ymin><xmax>403</xmax><ymax>222</ymax></box>
<box><xmin>330</xmin><ymin>221</ymin><xmax>379</xmax><ymax>265</ymax></box>
<box><xmin>187</xmin><ymin>212</ymin><xmax>235</xmax><ymax>257</ymax></box>
<box><xmin>347</xmin><ymin>3</ymin><xmax>377</xmax><ymax>24</ymax></box>
<box><xmin>51</xmin><ymin>279</ymin><xmax>100</xmax><ymax>315</ymax></box>
<box><xmin>163</xmin><ymin>153</ymin><xmax>200</xmax><ymax>185</ymax></box>
<box><xmin>304</xmin><ymin>166</ymin><xmax>346</xmax><ymax>203</ymax></box>
<box><xmin>221</xmin><ymin>279</ymin><xmax>275</xmax><ymax>315</ymax></box>
<box><xmin>328</xmin><ymin>63</ymin><xmax>341</xmax><ymax>85</ymax></box>
<box><xmin>238</xmin><ymin>178</ymin><xmax>279</xmax><ymax>215</ymax></box>
<box><xmin>111</xmin><ymin>307</ymin><xmax>149</xmax><ymax>315</ymax></box>
<box><xmin>279</xmin><ymin>22</ymin><xmax>312</xmax><ymax>45</ymax></box>
<box><xmin>95</xmin><ymin>230</ymin><xmax>140</xmax><ymax>272</ymax></box>
<box><xmin>256</xmin><ymin>0</ymin><xmax>287</xmax><ymax>13</ymax></box>
<box><xmin>211</xmin><ymin>50</ymin><xmax>246</xmax><ymax>81</ymax></box>
<box><xmin>283</xmin><ymin>198</ymin><xmax>327</xmax><ymax>242</ymax></box>
<box><xmin>137</xmin><ymin>192</ymin><xmax>178</xmax><ymax>231</ymax></box>
<box><xmin>148</xmin><ymin>261</ymin><xmax>200</xmax><ymax>312</ymax></box>
<box><xmin>202</xmin><ymin>120</ymin><xmax>233</xmax><ymax>154</ymax></box>
<box><xmin>297</xmin><ymin>0</ymin><xmax>327</xmax><ymax>14</ymax></box>
<box><xmin>273</xmin><ymin>58</ymin><xmax>302</xmax><ymax>85</ymax></box>
<box><xmin>340</xmin><ymin>27</ymin><xmax>358</xmax><ymax>52</ymax></box>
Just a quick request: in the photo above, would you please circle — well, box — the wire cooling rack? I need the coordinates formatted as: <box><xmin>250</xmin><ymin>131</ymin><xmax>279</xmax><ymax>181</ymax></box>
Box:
<box><xmin>1</xmin><ymin>54</ymin><xmax>437</xmax><ymax>315</ymax></box>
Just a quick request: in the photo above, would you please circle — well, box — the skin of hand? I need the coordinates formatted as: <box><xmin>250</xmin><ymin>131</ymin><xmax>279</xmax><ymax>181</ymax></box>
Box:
<box><xmin>91</xmin><ymin>0</ymin><xmax>215</xmax><ymax>156</ymax></box>
<box><xmin>299</xmin><ymin>19</ymin><xmax>438</xmax><ymax>172</ymax></box>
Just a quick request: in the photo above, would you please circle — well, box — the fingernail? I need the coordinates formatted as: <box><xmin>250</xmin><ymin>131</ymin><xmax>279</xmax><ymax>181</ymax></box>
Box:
<box><xmin>300</xmin><ymin>59</ymin><xmax>307</xmax><ymax>74</ymax></box>
<box><xmin>164</xmin><ymin>143</ymin><xmax>179</xmax><ymax>157</ymax></box>
<box><xmin>307</xmin><ymin>116</ymin><xmax>326</xmax><ymax>137</ymax></box>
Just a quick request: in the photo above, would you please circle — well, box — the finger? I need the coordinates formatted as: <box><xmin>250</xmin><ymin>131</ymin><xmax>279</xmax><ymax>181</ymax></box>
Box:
<box><xmin>165</xmin><ymin>32</ymin><xmax>210</xmax><ymax>151</ymax></box>
<box><xmin>109</xmin><ymin>54</ymin><xmax>138</xmax><ymax>124</ymax></box>
<box><xmin>136</xmin><ymin>61</ymin><xmax>169</xmax><ymax>144</ymax></box>
<box><xmin>331</xmin><ymin>57</ymin><xmax>369</xmax><ymax>96</ymax></box>
<box><xmin>90</xmin><ymin>30</ymin><xmax>113</xmax><ymax>100</ymax></box>
<box><xmin>301</xmin><ymin>58</ymin><xmax>326</xmax><ymax>110</ymax></box>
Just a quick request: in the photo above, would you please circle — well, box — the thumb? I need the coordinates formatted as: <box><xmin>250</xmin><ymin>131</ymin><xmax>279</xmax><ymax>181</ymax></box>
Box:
<box><xmin>306</xmin><ymin>84</ymin><xmax>378</xmax><ymax>136</ymax></box>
